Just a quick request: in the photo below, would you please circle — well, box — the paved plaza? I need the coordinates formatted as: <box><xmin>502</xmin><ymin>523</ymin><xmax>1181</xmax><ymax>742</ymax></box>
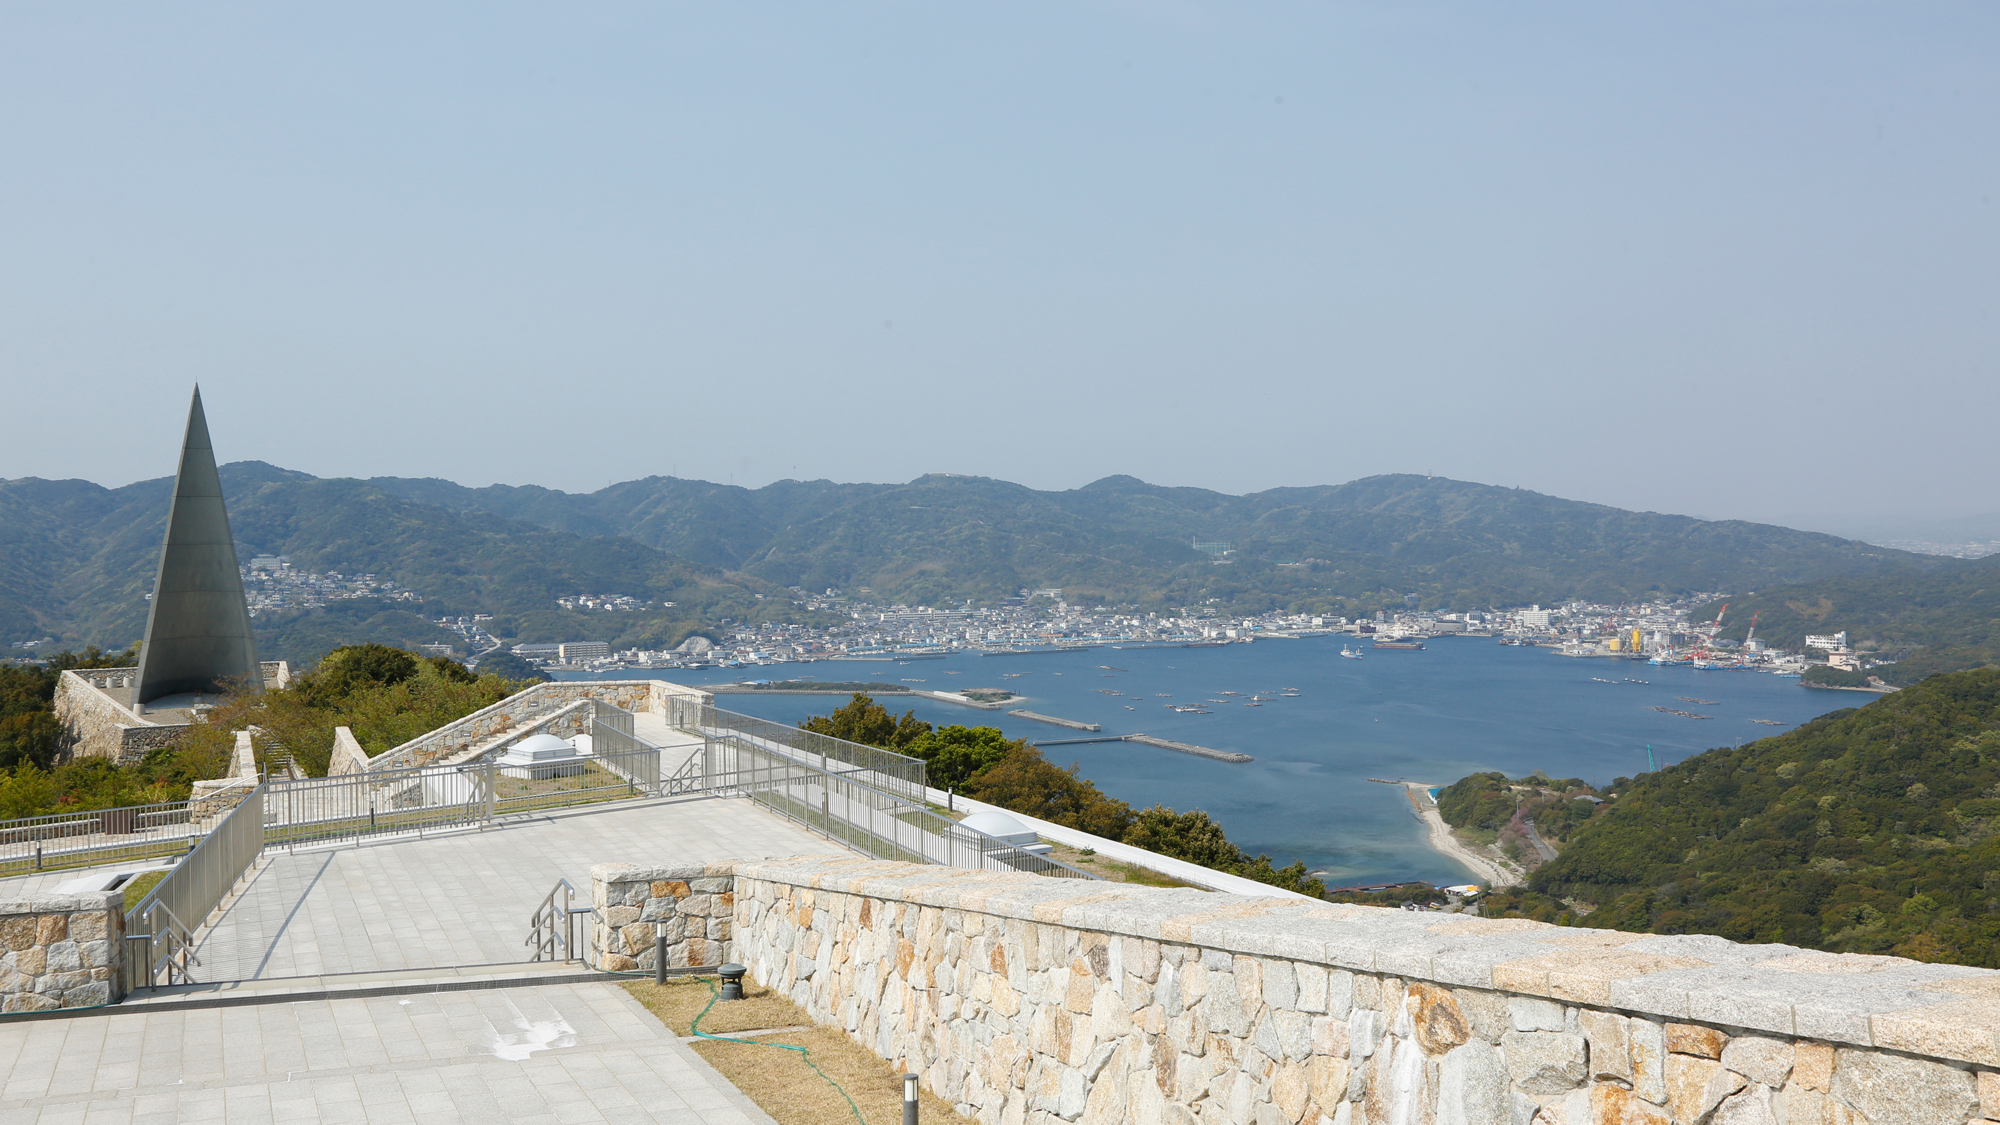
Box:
<box><xmin>193</xmin><ymin>795</ymin><xmax>841</xmax><ymax>982</ymax></box>
<box><xmin>0</xmin><ymin>981</ymin><xmax>776</xmax><ymax>1125</ymax></box>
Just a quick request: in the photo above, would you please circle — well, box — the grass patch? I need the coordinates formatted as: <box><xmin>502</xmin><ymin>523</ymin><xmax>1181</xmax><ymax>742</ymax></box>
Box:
<box><xmin>121</xmin><ymin>870</ymin><xmax>168</xmax><ymax>911</ymax></box>
<box><xmin>0</xmin><ymin>839</ymin><xmax>191</xmax><ymax>881</ymax></box>
<box><xmin>622</xmin><ymin>978</ymin><xmax>973</xmax><ymax>1125</ymax></box>
<box><xmin>623</xmin><ymin>976</ymin><xmax>804</xmax><ymax>1036</ymax></box>
<box><xmin>1044</xmin><ymin>841</ymin><xmax>1200</xmax><ymax>888</ymax></box>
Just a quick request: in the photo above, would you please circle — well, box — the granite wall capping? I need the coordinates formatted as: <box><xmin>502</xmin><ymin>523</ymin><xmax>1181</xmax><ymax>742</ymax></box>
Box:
<box><xmin>703</xmin><ymin>857</ymin><xmax>2000</xmax><ymax>1125</ymax></box>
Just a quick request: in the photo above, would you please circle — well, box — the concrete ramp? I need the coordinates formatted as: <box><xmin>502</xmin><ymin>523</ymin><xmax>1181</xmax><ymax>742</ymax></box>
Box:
<box><xmin>191</xmin><ymin>797</ymin><xmax>843</xmax><ymax>982</ymax></box>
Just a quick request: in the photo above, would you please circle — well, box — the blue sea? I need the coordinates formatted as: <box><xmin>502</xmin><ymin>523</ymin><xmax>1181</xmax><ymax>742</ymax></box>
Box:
<box><xmin>557</xmin><ymin>637</ymin><xmax>1856</xmax><ymax>887</ymax></box>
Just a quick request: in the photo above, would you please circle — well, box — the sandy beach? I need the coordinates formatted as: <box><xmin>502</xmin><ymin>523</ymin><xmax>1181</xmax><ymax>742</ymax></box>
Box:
<box><xmin>1402</xmin><ymin>783</ymin><xmax>1521</xmax><ymax>889</ymax></box>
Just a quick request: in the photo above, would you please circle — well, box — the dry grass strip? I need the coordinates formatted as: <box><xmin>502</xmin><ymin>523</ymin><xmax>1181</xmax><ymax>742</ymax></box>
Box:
<box><xmin>623</xmin><ymin>979</ymin><xmax>974</xmax><ymax>1125</ymax></box>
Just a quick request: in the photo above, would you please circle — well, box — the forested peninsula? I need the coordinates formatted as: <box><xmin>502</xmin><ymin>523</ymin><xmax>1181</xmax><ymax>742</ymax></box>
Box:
<box><xmin>1442</xmin><ymin>668</ymin><xmax>2000</xmax><ymax>968</ymax></box>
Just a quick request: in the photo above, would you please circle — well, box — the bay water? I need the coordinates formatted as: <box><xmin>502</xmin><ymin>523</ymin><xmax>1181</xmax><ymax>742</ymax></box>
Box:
<box><xmin>558</xmin><ymin>636</ymin><xmax>1854</xmax><ymax>887</ymax></box>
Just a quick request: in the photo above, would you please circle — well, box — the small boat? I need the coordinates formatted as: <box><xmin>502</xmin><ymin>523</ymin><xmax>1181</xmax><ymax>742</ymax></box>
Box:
<box><xmin>1339</xmin><ymin>645</ymin><xmax>1364</xmax><ymax>659</ymax></box>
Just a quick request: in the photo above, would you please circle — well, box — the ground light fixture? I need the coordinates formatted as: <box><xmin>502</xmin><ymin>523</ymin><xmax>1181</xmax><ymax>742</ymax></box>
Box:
<box><xmin>719</xmin><ymin>963</ymin><xmax>747</xmax><ymax>1000</ymax></box>
<box><xmin>904</xmin><ymin>1073</ymin><xmax>919</xmax><ymax>1125</ymax></box>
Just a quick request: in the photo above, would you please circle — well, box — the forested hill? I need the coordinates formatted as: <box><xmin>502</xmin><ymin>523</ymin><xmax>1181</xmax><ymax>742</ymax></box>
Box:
<box><xmin>1499</xmin><ymin>668</ymin><xmax>2000</xmax><ymax>967</ymax></box>
<box><xmin>364</xmin><ymin>470</ymin><xmax>1930</xmax><ymax>611</ymax></box>
<box><xmin>0</xmin><ymin>463</ymin><xmax>1941</xmax><ymax>661</ymax></box>
<box><xmin>0</xmin><ymin>463</ymin><xmax>790</xmax><ymax>665</ymax></box>
<box><xmin>1689</xmin><ymin>557</ymin><xmax>2000</xmax><ymax>685</ymax></box>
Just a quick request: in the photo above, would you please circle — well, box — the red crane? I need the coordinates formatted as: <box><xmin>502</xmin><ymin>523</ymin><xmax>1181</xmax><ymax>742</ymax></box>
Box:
<box><xmin>1692</xmin><ymin>602</ymin><xmax>1729</xmax><ymax>661</ymax></box>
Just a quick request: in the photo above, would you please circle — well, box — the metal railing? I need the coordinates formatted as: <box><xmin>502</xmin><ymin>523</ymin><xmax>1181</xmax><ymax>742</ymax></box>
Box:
<box><xmin>526</xmin><ymin>878</ymin><xmax>582</xmax><ymax>963</ymax></box>
<box><xmin>125</xmin><ymin>785</ymin><xmax>265</xmax><ymax>990</ymax></box>
<box><xmin>0</xmin><ymin>800</ymin><xmax>208</xmax><ymax>877</ymax></box>
<box><xmin>89</xmin><ymin>696</ymin><xmax>1067</xmax><ymax>991</ymax></box>
<box><xmin>261</xmin><ymin>739</ymin><xmax>672</xmax><ymax>849</ymax></box>
<box><xmin>664</xmin><ymin>698</ymin><xmax>930</xmax><ymax>801</ymax></box>
<box><xmin>710</xmin><ymin>735</ymin><xmax>1098</xmax><ymax>880</ymax></box>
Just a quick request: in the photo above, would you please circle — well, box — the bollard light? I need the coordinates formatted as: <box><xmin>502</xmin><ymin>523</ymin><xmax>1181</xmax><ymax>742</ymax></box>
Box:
<box><xmin>718</xmin><ymin>963</ymin><xmax>747</xmax><ymax>1001</ymax></box>
<box><xmin>655</xmin><ymin>934</ymin><xmax>668</xmax><ymax>986</ymax></box>
<box><xmin>903</xmin><ymin>1072</ymin><xmax>919</xmax><ymax>1125</ymax></box>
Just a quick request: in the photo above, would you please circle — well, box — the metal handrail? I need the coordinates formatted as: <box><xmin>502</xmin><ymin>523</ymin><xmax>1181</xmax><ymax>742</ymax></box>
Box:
<box><xmin>708</xmin><ymin>734</ymin><xmax>1101</xmax><ymax>880</ymax></box>
<box><xmin>125</xmin><ymin>785</ymin><xmax>265</xmax><ymax>989</ymax></box>
<box><xmin>526</xmin><ymin>878</ymin><xmax>581</xmax><ymax>963</ymax></box>
<box><xmin>0</xmin><ymin>799</ymin><xmax>209</xmax><ymax>875</ymax></box>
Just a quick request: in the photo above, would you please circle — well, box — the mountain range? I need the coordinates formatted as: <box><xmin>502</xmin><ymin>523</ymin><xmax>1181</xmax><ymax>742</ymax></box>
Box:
<box><xmin>0</xmin><ymin>464</ymin><xmax>1949</xmax><ymax>667</ymax></box>
<box><xmin>364</xmin><ymin>470</ymin><xmax>1933</xmax><ymax>607</ymax></box>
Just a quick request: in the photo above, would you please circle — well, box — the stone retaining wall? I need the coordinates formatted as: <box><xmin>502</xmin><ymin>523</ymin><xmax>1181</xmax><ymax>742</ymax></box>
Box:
<box><xmin>591</xmin><ymin>863</ymin><xmax>737</xmax><ymax>972</ymax></box>
<box><xmin>0</xmin><ymin>893</ymin><xmax>125</xmax><ymax>1011</ymax></box>
<box><xmin>51</xmin><ymin>671</ymin><xmax>181</xmax><ymax>765</ymax></box>
<box><xmin>709</xmin><ymin>857</ymin><xmax>2000</xmax><ymax>1125</ymax></box>
<box><xmin>328</xmin><ymin>727</ymin><xmax>369</xmax><ymax>776</ymax></box>
<box><xmin>365</xmin><ymin>679</ymin><xmax>708</xmax><ymax>771</ymax></box>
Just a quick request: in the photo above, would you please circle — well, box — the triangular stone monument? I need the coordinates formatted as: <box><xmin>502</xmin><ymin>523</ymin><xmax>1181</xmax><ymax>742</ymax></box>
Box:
<box><xmin>133</xmin><ymin>386</ymin><xmax>262</xmax><ymax>706</ymax></box>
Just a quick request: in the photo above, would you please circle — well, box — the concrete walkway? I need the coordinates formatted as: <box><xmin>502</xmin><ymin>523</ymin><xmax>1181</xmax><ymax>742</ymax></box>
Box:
<box><xmin>0</xmin><ymin>981</ymin><xmax>777</xmax><ymax>1125</ymax></box>
<box><xmin>192</xmin><ymin>796</ymin><xmax>841</xmax><ymax>982</ymax></box>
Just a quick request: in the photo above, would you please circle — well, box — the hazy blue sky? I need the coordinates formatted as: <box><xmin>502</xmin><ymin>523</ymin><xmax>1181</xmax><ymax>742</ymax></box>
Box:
<box><xmin>4</xmin><ymin>4</ymin><xmax>1996</xmax><ymax>534</ymax></box>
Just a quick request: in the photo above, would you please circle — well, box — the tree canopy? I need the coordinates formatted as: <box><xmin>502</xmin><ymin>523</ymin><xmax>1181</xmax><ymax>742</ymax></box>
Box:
<box><xmin>798</xmin><ymin>693</ymin><xmax>1324</xmax><ymax>896</ymax></box>
<box><xmin>1471</xmin><ymin>668</ymin><xmax>2000</xmax><ymax>968</ymax></box>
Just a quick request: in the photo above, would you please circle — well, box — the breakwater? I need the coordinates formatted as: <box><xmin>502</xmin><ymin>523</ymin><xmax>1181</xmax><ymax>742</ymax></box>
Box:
<box><xmin>1006</xmin><ymin>709</ymin><xmax>1099</xmax><ymax>731</ymax></box>
<box><xmin>1035</xmin><ymin>732</ymin><xmax>1253</xmax><ymax>763</ymax></box>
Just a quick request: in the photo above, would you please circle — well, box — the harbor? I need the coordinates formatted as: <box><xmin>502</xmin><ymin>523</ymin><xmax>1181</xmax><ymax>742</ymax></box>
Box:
<box><xmin>557</xmin><ymin>634</ymin><xmax>1848</xmax><ymax>888</ymax></box>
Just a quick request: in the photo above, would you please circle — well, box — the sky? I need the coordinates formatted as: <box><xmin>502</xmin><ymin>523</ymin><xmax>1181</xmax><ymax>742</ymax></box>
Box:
<box><xmin>3</xmin><ymin>3</ymin><xmax>1997</xmax><ymax>536</ymax></box>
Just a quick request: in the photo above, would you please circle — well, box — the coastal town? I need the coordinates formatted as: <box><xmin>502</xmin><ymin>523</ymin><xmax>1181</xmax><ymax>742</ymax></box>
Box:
<box><xmin>498</xmin><ymin>587</ymin><xmax>1878</xmax><ymax>681</ymax></box>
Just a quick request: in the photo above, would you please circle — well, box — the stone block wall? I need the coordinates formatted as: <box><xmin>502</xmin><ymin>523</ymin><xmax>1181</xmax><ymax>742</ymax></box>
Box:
<box><xmin>328</xmin><ymin>726</ymin><xmax>370</xmax><ymax>776</ymax></box>
<box><xmin>365</xmin><ymin>680</ymin><xmax>709</xmax><ymax>772</ymax></box>
<box><xmin>0</xmin><ymin>892</ymin><xmax>125</xmax><ymax>1011</ymax></box>
<box><xmin>712</xmin><ymin>857</ymin><xmax>2000</xmax><ymax>1125</ymax></box>
<box><xmin>591</xmin><ymin>863</ymin><xmax>737</xmax><ymax>972</ymax></box>
<box><xmin>52</xmin><ymin>671</ymin><xmax>171</xmax><ymax>765</ymax></box>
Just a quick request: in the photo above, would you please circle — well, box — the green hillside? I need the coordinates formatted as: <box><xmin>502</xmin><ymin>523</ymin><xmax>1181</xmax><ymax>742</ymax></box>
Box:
<box><xmin>369</xmin><ymin>471</ymin><xmax>1936</xmax><ymax>614</ymax></box>
<box><xmin>1483</xmin><ymin>668</ymin><xmax>2000</xmax><ymax>967</ymax></box>
<box><xmin>1691</xmin><ymin>557</ymin><xmax>2000</xmax><ymax>684</ymax></box>
<box><xmin>0</xmin><ymin>464</ymin><xmax>794</xmax><ymax>664</ymax></box>
<box><xmin>1</xmin><ymin>463</ymin><xmax>1950</xmax><ymax>660</ymax></box>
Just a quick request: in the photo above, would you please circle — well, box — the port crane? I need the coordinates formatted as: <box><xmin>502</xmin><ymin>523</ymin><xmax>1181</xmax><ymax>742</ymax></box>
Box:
<box><xmin>1690</xmin><ymin>603</ymin><xmax>1729</xmax><ymax>665</ymax></box>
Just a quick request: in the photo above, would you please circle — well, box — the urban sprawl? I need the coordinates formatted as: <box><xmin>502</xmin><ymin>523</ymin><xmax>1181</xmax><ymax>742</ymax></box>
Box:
<box><xmin>499</xmin><ymin>589</ymin><xmax>1877</xmax><ymax>682</ymax></box>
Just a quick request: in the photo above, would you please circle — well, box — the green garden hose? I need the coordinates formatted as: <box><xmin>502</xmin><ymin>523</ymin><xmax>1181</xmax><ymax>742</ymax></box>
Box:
<box><xmin>689</xmin><ymin>975</ymin><xmax>869</xmax><ymax>1125</ymax></box>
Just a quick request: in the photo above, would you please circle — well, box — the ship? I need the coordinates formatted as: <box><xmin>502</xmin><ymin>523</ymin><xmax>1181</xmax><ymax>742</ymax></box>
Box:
<box><xmin>1372</xmin><ymin>638</ymin><xmax>1425</xmax><ymax>650</ymax></box>
<box><xmin>1339</xmin><ymin>645</ymin><xmax>1364</xmax><ymax>659</ymax></box>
